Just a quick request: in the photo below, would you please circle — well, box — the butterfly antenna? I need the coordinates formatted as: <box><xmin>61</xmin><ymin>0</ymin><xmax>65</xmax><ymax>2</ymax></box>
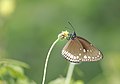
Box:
<box><xmin>68</xmin><ymin>21</ymin><xmax>76</xmax><ymax>33</ymax></box>
<box><xmin>65</xmin><ymin>26</ymin><xmax>72</xmax><ymax>31</ymax></box>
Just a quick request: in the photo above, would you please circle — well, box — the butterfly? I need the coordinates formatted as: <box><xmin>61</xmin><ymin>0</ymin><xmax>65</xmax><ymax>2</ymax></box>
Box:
<box><xmin>61</xmin><ymin>22</ymin><xmax>103</xmax><ymax>63</ymax></box>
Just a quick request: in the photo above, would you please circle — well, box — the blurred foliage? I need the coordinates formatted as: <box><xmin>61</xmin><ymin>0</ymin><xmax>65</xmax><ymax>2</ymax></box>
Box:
<box><xmin>0</xmin><ymin>59</ymin><xmax>36</xmax><ymax>84</ymax></box>
<box><xmin>48</xmin><ymin>77</ymin><xmax>84</xmax><ymax>84</ymax></box>
<box><xmin>0</xmin><ymin>0</ymin><xmax>120</xmax><ymax>84</ymax></box>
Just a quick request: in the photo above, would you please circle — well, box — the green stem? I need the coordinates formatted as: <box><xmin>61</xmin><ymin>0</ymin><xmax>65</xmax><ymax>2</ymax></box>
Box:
<box><xmin>65</xmin><ymin>63</ymin><xmax>76</xmax><ymax>84</ymax></box>
<box><xmin>42</xmin><ymin>38</ymin><xmax>59</xmax><ymax>84</ymax></box>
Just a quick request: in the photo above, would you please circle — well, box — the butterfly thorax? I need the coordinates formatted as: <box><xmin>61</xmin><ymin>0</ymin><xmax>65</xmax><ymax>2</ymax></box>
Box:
<box><xmin>68</xmin><ymin>32</ymin><xmax>76</xmax><ymax>40</ymax></box>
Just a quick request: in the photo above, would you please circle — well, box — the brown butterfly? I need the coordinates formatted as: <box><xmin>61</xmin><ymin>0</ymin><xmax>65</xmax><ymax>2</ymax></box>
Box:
<box><xmin>61</xmin><ymin>22</ymin><xmax>103</xmax><ymax>63</ymax></box>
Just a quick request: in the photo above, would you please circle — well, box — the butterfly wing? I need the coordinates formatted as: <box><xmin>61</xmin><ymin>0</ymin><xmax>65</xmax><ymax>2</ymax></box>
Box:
<box><xmin>62</xmin><ymin>36</ymin><xmax>103</xmax><ymax>63</ymax></box>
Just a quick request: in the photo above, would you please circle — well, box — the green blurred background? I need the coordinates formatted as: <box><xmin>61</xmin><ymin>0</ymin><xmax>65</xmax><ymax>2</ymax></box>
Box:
<box><xmin>0</xmin><ymin>0</ymin><xmax>120</xmax><ymax>84</ymax></box>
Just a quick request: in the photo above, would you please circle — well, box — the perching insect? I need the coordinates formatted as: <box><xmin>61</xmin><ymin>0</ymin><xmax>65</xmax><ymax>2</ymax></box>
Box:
<box><xmin>61</xmin><ymin>22</ymin><xmax>103</xmax><ymax>63</ymax></box>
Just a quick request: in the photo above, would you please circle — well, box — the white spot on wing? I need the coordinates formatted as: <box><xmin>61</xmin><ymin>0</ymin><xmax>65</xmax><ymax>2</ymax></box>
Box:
<box><xmin>67</xmin><ymin>53</ymin><xmax>70</xmax><ymax>56</ymax></box>
<box><xmin>73</xmin><ymin>56</ymin><xmax>76</xmax><ymax>59</ymax></box>
<box><xmin>70</xmin><ymin>55</ymin><xmax>74</xmax><ymax>59</ymax></box>
<box><xmin>79</xmin><ymin>53</ymin><xmax>81</xmax><ymax>56</ymax></box>
<box><xmin>83</xmin><ymin>49</ymin><xmax>86</xmax><ymax>52</ymax></box>
<box><xmin>92</xmin><ymin>57</ymin><xmax>94</xmax><ymax>59</ymax></box>
<box><xmin>97</xmin><ymin>55</ymin><xmax>99</xmax><ymax>57</ymax></box>
<box><xmin>66</xmin><ymin>51</ymin><xmax>68</xmax><ymax>54</ymax></box>
<box><xmin>84</xmin><ymin>55</ymin><xmax>87</xmax><ymax>59</ymax></box>
<box><xmin>76</xmin><ymin>56</ymin><xmax>79</xmax><ymax>59</ymax></box>
<box><xmin>98</xmin><ymin>51</ymin><xmax>101</xmax><ymax>55</ymax></box>
<box><xmin>79</xmin><ymin>58</ymin><xmax>81</xmax><ymax>61</ymax></box>
<box><xmin>95</xmin><ymin>57</ymin><xmax>97</xmax><ymax>59</ymax></box>
<box><xmin>88</xmin><ymin>56</ymin><xmax>91</xmax><ymax>59</ymax></box>
<box><xmin>90</xmin><ymin>44</ymin><xmax>93</xmax><ymax>46</ymax></box>
<box><xmin>90</xmin><ymin>50</ymin><xmax>92</xmax><ymax>52</ymax></box>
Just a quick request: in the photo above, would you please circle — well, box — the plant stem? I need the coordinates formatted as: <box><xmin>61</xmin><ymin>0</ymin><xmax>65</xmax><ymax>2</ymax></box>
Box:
<box><xmin>42</xmin><ymin>38</ymin><xmax>59</xmax><ymax>84</ymax></box>
<box><xmin>65</xmin><ymin>63</ymin><xmax>75</xmax><ymax>84</ymax></box>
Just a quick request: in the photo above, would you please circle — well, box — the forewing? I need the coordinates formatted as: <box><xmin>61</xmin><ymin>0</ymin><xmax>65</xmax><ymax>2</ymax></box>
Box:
<box><xmin>77</xmin><ymin>36</ymin><xmax>103</xmax><ymax>62</ymax></box>
<box><xmin>62</xmin><ymin>36</ymin><xmax>103</xmax><ymax>63</ymax></box>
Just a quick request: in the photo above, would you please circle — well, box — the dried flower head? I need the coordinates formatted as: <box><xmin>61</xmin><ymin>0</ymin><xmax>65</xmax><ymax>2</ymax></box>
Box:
<box><xmin>58</xmin><ymin>31</ymin><xmax>69</xmax><ymax>40</ymax></box>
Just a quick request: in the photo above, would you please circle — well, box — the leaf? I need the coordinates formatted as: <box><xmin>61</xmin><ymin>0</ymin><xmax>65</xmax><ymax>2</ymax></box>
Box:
<box><xmin>74</xmin><ymin>80</ymin><xmax>84</xmax><ymax>84</ymax></box>
<box><xmin>48</xmin><ymin>77</ymin><xmax>65</xmax><ymax>84</ymax></box>
<box><xmin>0</xmin><ymin>66</ymin><xmax>7</xmax><ymax>76</ymax></box>
<box><xmin>0</xmin><ymin>59</ymin><xmax>29</xmax><ymax>69</ymax></box>
<box><xmin>48</xmin><ymin>77</ymin><xmax>84</xmax><ymax>84</ymax></box>
<box><xmin>7</xmin><ymin>65</ymin><xmax>26</xmax><ymax>79</ymax></box>
<box><xmin>16</xmin><ymin>79</ymin><xmax>37</xmax><ymax>84</ymax></box>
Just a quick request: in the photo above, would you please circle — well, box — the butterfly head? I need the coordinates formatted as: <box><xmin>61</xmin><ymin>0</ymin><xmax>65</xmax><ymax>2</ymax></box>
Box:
<box><xmin>68</xmin><ymin>31</ymin><xmax>77</xmax><ymax>40</ymax></box>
